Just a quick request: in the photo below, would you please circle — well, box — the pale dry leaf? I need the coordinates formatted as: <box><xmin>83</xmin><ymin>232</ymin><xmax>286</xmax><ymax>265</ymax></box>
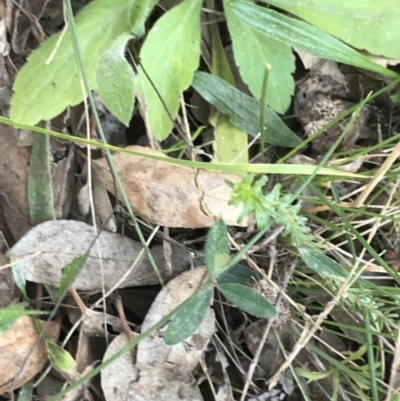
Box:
<box><xmin>10</xmin><ymin>220</ymin><xmax>192</xmax><ymax>291</ymax></box>
<box><xmin>101</xmin><ymin>333</ymin><xmax>137</xmax><ymax>401</ymax></box>
<box><xmin>137</xmin><ymin>266</ymin><xmax>215</xmax><ymax>370</ymax></box>
<box><xmin>92</xmin><ymin>146</ymin><xmax>248</xmax><ymax>228</ymax></box>
<box><xmin>0</xmin><ymin>316</ymin><xmax>60</xmax><ymax>394</ymax></box>
<box><xmin>0</xmin><ymin>124</ymin><xmax>32</xmax><ymax>241</ymax></box>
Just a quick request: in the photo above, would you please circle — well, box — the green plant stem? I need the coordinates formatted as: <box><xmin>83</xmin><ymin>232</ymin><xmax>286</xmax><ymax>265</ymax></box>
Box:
<box><xmin>259</xmin><ymin>63</ymin><xmax>271</xmax><ymax>162</ymax></box>
<box><xmin>63</xmin><ymin>0</ymin><xmax>163</xmax><ymax>285</ymax></box>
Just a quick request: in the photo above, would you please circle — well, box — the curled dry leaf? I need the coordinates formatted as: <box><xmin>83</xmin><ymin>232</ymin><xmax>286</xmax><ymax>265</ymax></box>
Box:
<box><xmin>0</xmin><ymin>316</ymin><xmax>60</xmax><ymax>394</ymax></box>
<box><xmin>102</xmin><ymin>267</ymin><xmax>214</xmax><ymax>401</ymax></box>
<box><xmin>10</xmin><ymin>220</ymin><xmax>192</xmax><ymax>291</ymax></box>
<box><xmin>92</xmin><ymin>146</ymin><xmax>248</xmax><ymax>228</ymax></box>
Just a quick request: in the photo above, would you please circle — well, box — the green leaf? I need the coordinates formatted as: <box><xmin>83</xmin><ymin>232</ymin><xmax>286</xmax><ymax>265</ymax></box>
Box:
<box><xmin>264</xmin><ymin>0</ymin><xmax>400</xmax><ymax>60</ymax></box>
<box><xmin>47</xmin><ymin>342</ymin><xmax>77</xmax><ymax>376</ymax></box>
<box><xmin>10</xmin><ymin>0</ymin><xmax>149</xmax><ymax>125</ymax></box>
<box><xmin>97</xmin><ymin>33</ymin><xmax>136</xmax><ymax>126</ymax></box>
<box><xmin>298</xmin><ymin>247</ymin><xmax>349</xmax><ymax>279</ymax></box>
<box><xmin>192</xmin><ymin>71</ymin><xmax>301</xmax><ymax>147</ymax></box>
<box><xmin>0</xmin><ymin>303</ymin><xmax>45</xmax><ymax>333</ymax></box>
<box><xmin>218</xmin><ymin>264</ymin><xmax>257</xmax><ymax>285</ymax></box>
<box><xmin>56</xmin><ymin>256</ymin><xmax>88</xmax><ymax>302</ymax></box>
<box><xmin>224</xmin><ymin>0</ymin><xmax>295</xmax><ymax>113</ymax></box>
<box><xmin>219</xmin><ymin>283</ymin><xmax>277</xmax><ymax>318</ymax></box>
<box><xmin>231</xmin><ymin>1</ymin><xmax>399</xmax><ymax>79</ymax></box>
<box><xmin>11</xmin><ymin>254</ymin><xmax>28</xmax><ymax>300</ymax></box>
<box><xmin>137</xmin><ymin>0</ymin><xmax>202</xmax><ymax>140</ymax></box>
<box><xmin>28</xmin><ymin>132</ymin><xmax>55</xmax><ymax>224</ymax></box>
<box><xmin>205</xmin><ymin>219</ymin><xmax>230</xmax><ymax>279</ymax></box>
<box><xmin>165</xmin><ymin>288</ymin><xmax>213</xmax><ymax>345</ymax></box>
<box><xmin>17</xmin><ymin>380</ymin><xmax>34</xmax><ymax>401</ymax></box>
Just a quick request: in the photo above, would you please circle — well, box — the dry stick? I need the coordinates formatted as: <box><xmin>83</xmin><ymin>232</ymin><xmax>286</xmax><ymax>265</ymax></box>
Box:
<box><xmin>354</xmin><ymin>140</ymin><xmax>400</xmax><ymax>207</ymax></box>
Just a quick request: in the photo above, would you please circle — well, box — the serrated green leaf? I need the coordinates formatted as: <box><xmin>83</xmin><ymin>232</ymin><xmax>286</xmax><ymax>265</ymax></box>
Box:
<box><xmin>56</xmin><ymin>256</ymin><xmax>88</xmax><ymax>302</ymax></box>
<box><xmin>264</xmin><ymin>0</ymin><xmax>400</xmax><ymax>60</ymax></box>
<box><xmin>232</xmin><ymin>0</ymin><xmax>398</xmax><ymax>79</ymax></box>
<box><xmin>219</xmin><ymin>283</ymin><xmax>277</xmax><ymax>318</ymax></box>
<box><xmin>11</xmin><ymin>254</ymin><xmax>28</xmax><ymax>300</ymax></box>
<box><xmin>218</xmin><ymin>264</ymin><xmax>257</xmax><ymax>285</ymax></box>
<box><xmin>298</xmin><ymin>247</ymin><xmax>348</xmax><ymax>279</ymax></box>
<box><xmin>165</xmin><ymin>288</ymin><xmax>213</xmax><ymax>345</ymax></box>
<box><xmin>137</xmin><ymin>0</ymin><xmax>202</xmax><ymax>140</ymax></box>
<box><xmin>97</xmin><ymin>33</ymin><xmax>136</xmax><ymax>126</ymax></box>
<box><xmin>0</xmin><ymin>304</ymin><xmax>45</xmax><ymax>333</ymax></box>
<box><xmin>192</xmin><ymin>71</ymin><xmax>301</xmax><ymax>147</ymax></box>
<box><xmin>224</xmin><ymin>0</ymin><xmax>295</xmax><ymax>113</ymax></box>
<box><xmin>205</xmin><ymin>219</ymin><xmax>230</xmax><ymax>279</ymax></box>
<box><xmin>28</xmin><ymin>133</ymin><xmax>55</xmax><ymax>224</ymax></box>
<box><xmin>10</xmin><ymin>0</ymin><xmax>148</xmax><ymax>125</ymax></box>
<box><xmin>47</xmin><ymin>341</ymin><xmax>76</xmax><ymax>376</ymax></box>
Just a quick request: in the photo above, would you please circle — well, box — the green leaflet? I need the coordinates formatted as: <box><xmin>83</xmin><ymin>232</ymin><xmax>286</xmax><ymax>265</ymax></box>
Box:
<box><xmin>164</xmin><ymin>288</ymin><xmax>213</xmax><ymax>345</ymax></box>
<box><xmin>232</xmin><ymin>1</ymin><xmax>399</xmax><ymax>79</ymax></box>
<box><xmin>219</xmin><ymin>283</ymin><xmax>277</xmax><ymax>318</ymax></box>
<box><xmin>97</xmin><ymin>33</ymin><xmax>136</xmax><ymax>126</ymax></box>
<box><xmin>137</xmin><ymin>0</ymin><xmax>202</xmax><ymax>140</ymax></box>
<box><xmin>205</xmin><ymin>219</ymin><xmax>230</xmax><ymax>280</ymax></box>
<box><xmin>298</xmin><ymin>247</ymin><xmax>349</xmax><ymax>280</ymax></box>
<box><xmin>28</xmin><ymin>133</ymin><xmax>55</xmax><ymax>224</ymax></box>
<box><xmin>224</xmin><ymin>0</ymin><xmax>295</xmax><ymax>113</ymax></box>
<box><xmin>46</xmin><ymin>342</ymin><xmax>77</xmax><ymax>376</ymax></box>
<box><xmin>192</xmin><ymin>71</ymin><xmax>301</xmax><ymax>147</ymax></box>
<box><xmin>264</xmin><ymin>0</ymin><xmax>400</xmax><ymax>60</ymax></box>
<box><xmin>10</xmin><ymin>0</ymin><xmax>150</xmax><ymax>125</ymax></box>
<box><xmin>0</xmin><ymin>304</ymin><xmax>45</xmax><ymax>334</ymax></box>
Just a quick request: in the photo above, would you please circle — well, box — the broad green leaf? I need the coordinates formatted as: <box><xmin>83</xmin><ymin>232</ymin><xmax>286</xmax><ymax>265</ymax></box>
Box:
<box><xmin>218</xmin><ymin>264</ymin><xmax>257</xmax><ymax>285</ymax></box>
<box><xmin>205</xmin><ymin>219</ymin><xmax>230</xmax><ymax>279</ymax></box>
<box><xmin>264</xmin><ymin>0</ymin><xmax>400</xmax><ymax>60</ymax></box>
<box><xmin>209</xmin><ymin>13</ymin><xmax>248</xmax><ymax>164</ymax></box>
<box><xmin>224</xmin><ymin>0</ymin><xmax>294</xmax><ymax>113</ymax></box>
<box><xmin>97</xmin><ymin>33</ymin><xmax>136</xmax><ymax>126</ymax></box>
<box><xmin>165</xmin><ymin>288</ymin><xmax>213</xmax><ymax>345</ymax></box>
<box><xmin>56</xmin><ymin>256</ymin><xmax>88</xmax><ymax>302</ymax></box>
<box><xmin>192</xmin><ymin>71</ymin><xmax>301</xmax><ymax>147</ymax></box>
<box><xmin>17</xmin><ymin>380</ymin><xmax>34</xmax><ymax>401</ymax></box>
<box><xmin>28</xmin><ymin>133</ymin><xmax>55</xmax><ymax>224</ymax></box>
<box><xmin>0</xmin><ymin>304</ymin><xmax>45</xmax><ymax>333</ymax></box>
<box><xmin>219</xmin><ymin>283</ymin><xmax>277</xmax><ymax>318</ymax></box>
<box><xmin>137</xmin><ymin>0</ymin><xmax>202</xmax><ymax>140</ymax></box>
<box><xmin>47</xmin><ymin>342</ymin><xmax>77</xmax><ymax>376</ymax></box>
<box><xmin>10</xmin><ymin>0</ymin><xmax>151</xmax><ymax>125</ymax></box>
<box><xmin>11</xmin><ymin>254</ymin><xmax>28</xmax><ymax>300</ymax></box>
<box><xmin>298</xmin><ymin>247</ymin><xmax>348</xmax><ymax>279</ymax></box>
<box><xmin>231</xmin><ymin>1</ymin><xmax>399</xmax><ymax>79</ymax></box>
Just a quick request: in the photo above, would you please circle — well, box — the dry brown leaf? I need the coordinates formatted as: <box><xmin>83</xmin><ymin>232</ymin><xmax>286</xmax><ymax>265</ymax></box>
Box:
<box><xmin>0</xmin><ymin>316</ymin><xmax>60</xmax><ymax>394</ymax></box>
<box><xmin>92</xmin><ymin>146</ymin><xmax>248</xmax><ymax>228</ymax></box>
<box><xmin>10</xmin><ymin>220</ymin><xmax>192</xmax><ymax>291</ymax></box>
<box><xmin>137</xmin><ymin>266</ymin><xmax>215</xmax><ymax>370</ymax></box>
<box><xmin>0</xmin><ymin>124</ymin><xmax>32</xmax><ymax>241</ymax></box>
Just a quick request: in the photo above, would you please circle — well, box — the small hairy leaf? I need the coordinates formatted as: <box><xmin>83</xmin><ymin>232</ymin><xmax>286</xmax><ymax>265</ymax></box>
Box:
<box><xmin>232</xmin><ymin>1</ymin><xmax>398</xmax><ymax>79</ymax></box>
<box><xmin>137</xmin><ymin>0</ymin><xmax>202</xmax><ymax>140</ymax></box>
<box><xmin>205</xmin><ymin>219</ymin><xmax>230</xmax><ymax>279</ymax></box>
<box><xmin>17</xmin><ymin>380</ymin><xmax>34</xmax><ymax>401</ymax></box>
<box><xmin>97</xmin><ymin>33</ymin><xmax>136</xmax><ymax>126</ymax></box>
<box><xmin>218</xmin><ymin>264</ymin><xmax>257</xmax><ymax>285</ymax></box>
<box><xmin>46</xmin><ymin>342</ymin><xmax>76</xmax><ymax>375</ymax></box>
<box><xmin>219</xmin><ymin>283</ymin><xmax>277</xmax><ymax>318</ymax></box>
<box><xmin>264</xmin><ymin>0</ymin><xmax>400</xmax><ymax>60</ymax></box>
<box><xmin>224</xmin><ymin>0</ymin><xmax>295</xmax><ymax>113</ymax></box>
<box><xmin>11</xmin><ymin>255</ymin><xmax>28</xmax><ymax>300</ymax></box>
<box><xmin>28</xmin><ymin>133</ymin><xmax>55</xmax><ymax>224</ymax></box>
<box><xmin>192</xmin><ymin>71</ymin><xmax>301</xmax><ymax>147</ymax></box>
<box><xmin>56</xmin><ymin>256</ymin><xmax>89</xmax><ymax>302</ymax></box>
<box><xmin>0</xmin><ymin>304</ymin><xmax>44</xmax><ymax>333</ymax></box>
<box><xmin>165</xmin><ymin>288</ymin><xmax>213</xmax><ymax>345</ymax></box>
<box><xmin>10</xmin><ymin>0</ymin><xmax>149</xmax><ymax>125</ymax></box>
<box><xmin>298</xmin><ymin>247</ymin><xmax>349</xmax><ymax>279</ymax></box>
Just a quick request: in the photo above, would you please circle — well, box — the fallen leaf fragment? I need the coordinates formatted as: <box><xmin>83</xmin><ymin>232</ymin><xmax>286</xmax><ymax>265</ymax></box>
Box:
<box><xmin>10</xmin><ymin>220</ymin><xmax>192</xmax><ymax>291</ymax></box>
<box><xmin>92</xmin><ymin>145</ymin><xmax>248</xmax><ymax>228</ymax></box>
<box><xmin>0</xmin><ymin>316</ymin><xmax>60</xmax><ymax>394</ymax></box>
